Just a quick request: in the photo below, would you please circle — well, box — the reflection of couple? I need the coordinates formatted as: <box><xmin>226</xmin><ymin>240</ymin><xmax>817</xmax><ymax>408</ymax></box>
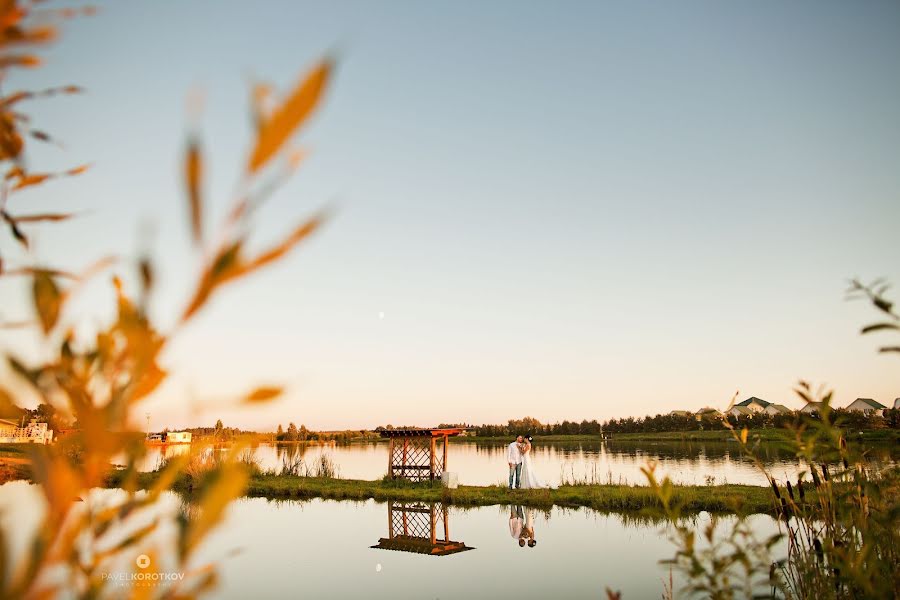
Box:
<box><xmin>508</xmin><ymin>505</ymin><xmax>537</xmax><ymax>548</ymax></box>
<box><xmin>507</xmin><ymin>435</ymin><xmax>552</xmax><ymax>489</ymax></box>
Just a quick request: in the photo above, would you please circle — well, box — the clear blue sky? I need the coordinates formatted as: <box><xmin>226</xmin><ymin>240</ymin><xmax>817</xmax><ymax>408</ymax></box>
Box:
<box><xmin>1</xmin><ymin>1</ymin><xmax>899</xmax><ymax>430</ymax></box>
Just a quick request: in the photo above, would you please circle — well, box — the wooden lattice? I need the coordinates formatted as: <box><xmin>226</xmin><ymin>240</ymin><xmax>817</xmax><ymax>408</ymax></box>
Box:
<box><xmin>389</xmin><ymin>436</ymin><xmax>443</xmax><ymax>481</ymax></box>
<box><xmin>389</xmin><ymin>502</ymin><xmax>447</xmax><ymax>542</ymax></box>
<box><xmin>380</xmin><ymin>428</ymin><xmax>465</xmax><ymax>482</ymax></box>
<box><xmin>371</xmin><ymin>501</ymin><xmax>473</xmax><ymax>556</ymax></box>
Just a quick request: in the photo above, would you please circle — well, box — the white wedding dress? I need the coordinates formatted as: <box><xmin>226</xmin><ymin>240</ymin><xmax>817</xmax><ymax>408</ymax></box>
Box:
<box><xmin>519</xmin><ymin>448</ymin><xmax>554</xmax><ymax>489</ymax></box>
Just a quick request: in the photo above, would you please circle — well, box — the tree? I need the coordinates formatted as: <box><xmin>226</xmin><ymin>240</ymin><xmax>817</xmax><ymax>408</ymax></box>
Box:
<box><xmin>276</xmin><ymin>424</ymin><xmax>284</xmax><ymax>441</ymax></box>
<box><xmin>286</xmin><ymin>422</ymin><xmax>299</xmax><ymax>442</ymax></box>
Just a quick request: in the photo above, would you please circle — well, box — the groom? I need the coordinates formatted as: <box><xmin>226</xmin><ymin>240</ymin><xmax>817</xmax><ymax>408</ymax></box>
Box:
<box><xmin>507</xmin><ymin>434</ymin><xmax>524</xmax><ymax>489</ymax></box>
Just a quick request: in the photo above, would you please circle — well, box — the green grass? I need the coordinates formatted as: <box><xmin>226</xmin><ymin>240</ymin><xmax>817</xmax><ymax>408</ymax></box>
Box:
<box><xmin>107</xmin><ymin>469</ymin><xmax>776</xmax><ymax>515</ymax></box>
<box><xmin>243</xmin><ymin>475</ymin><xmax>775</xmax><ymax>514</ymax></box>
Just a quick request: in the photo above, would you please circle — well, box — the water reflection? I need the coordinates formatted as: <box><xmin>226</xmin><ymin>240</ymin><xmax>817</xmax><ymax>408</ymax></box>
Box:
<box><xmin>509</xmin><ymin>505</ymin><xmax>538</xmax><ymax>548</ymax></box>
<box><xmin>138</xmin><ymin>439</ymin><xmax>898</xmax><ymax>487</ymax></box>
<box><xmin>0</xmin><ymin>483</ymin><xmax>787</xmax><ymax>599</ymax></box>
<box><xmin>371</xmin><ymin>501</ymin><xmax>473</xmax><ymax>556</ymax></box>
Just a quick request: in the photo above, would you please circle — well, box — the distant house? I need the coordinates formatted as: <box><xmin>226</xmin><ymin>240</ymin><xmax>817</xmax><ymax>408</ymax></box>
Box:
<box><xmin>800</xmin><ymin>401</ymin><xmax>824</xmax><ymax>414</ymax></box>
<box><xmin>0</xmin><ymin>419</ymin><xmax>54</xmax><ymax>444</ymax></box>
<box><xmin>165</xmin><ymin>431</ymin><xmax>192</xmax><ymax>444</ymax></box>
<box><xmin>894</xmin><ymin>398</ymin><xmax>899</xmax><ymax>410</ymax></box>
<box><xmin>669</xmin><ymin>410</ymin><xmax>693</xmax><ymax>417</ymax></box>
<box><xmin>764</xmin><ymin>404</ymin><xmax>792</xmax><ymax>416</ymax></box>
<box><xmin>728</xmin><ymin>406</ymin><xmax>753</xmax><ymax>417</ymax></box>
<box><xmin>695</xmin><ymin>407</ymin><xmax>722</xmax><ymax>419</ymax></box>
<box><xmin>734</xmin><ymin>397</ymin><xmax>770</xmax><ymax>413</ymax></box>
<box><xmin>0</xmin><ymin>418</ymin><xmax>18</xmax><ymax>436</ymax></box>
<box><xmin>845</xmin><ymin>398</ymin><xmax>887</xmax><ymax>416</ymax></box>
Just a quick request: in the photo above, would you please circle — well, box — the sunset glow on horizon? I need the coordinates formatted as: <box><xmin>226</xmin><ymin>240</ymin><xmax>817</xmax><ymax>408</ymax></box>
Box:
<box><xmin>1</xmin><ymin>0</ymin><xmax>898</xmax><ymax>431</ymax></box>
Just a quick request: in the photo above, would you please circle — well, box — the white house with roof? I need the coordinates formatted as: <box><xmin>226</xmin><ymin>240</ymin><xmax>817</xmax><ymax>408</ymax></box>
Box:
<box><xmin>764</xmin><ymin>404</ymin><xmax>792</xmax><ymax>416</ymax></box>
<box><xmin>800</xmin><ymin>401</ymin><xmax>824</xmax><ymax>414</ymax></box>
<box><xmin>845</xmin><ymin>398</ymin><xmax>886</xmax><ymax>416</ymax></box>
<box><xmin>894</xmin><ymin>398</ymin><xmax>899</xmax><ymax>410</ymax></box>
<box><xmin>165</xmin><ymin>431</ymin><xmax>192</xmax><ymax>444</ymax></box>
<box><xmin>0</xmin><ymin>418</ymin><xmax>54</xmax><ymax>444</ymax></box>
<box><xmin>728</xmin><ymin>406</ymin><xmax>753</xmax><ymax>417</ymax></box>
<box><xmin>733</xmin><ymin>397</ymin><xmax>770</xmax><ymax>413</ymax></box>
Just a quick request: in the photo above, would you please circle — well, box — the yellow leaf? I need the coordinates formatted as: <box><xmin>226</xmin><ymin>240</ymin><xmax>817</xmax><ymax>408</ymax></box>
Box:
<box><xmin>11</xmin><ymin>172</ymin><xmax>51</xmax><ymax>190</ymax></box>
<box><xmin>740</xmin><ymin>428</ymin><xmax>748</xmax><ymax>444</ymax></box>
<box><xmin>9</xmin><ymin>212</ymin><xmax>77</xmax><ymax>222</ymax></box>
<box><xmin>65</xmin><ymin>163</ymin><xmax>91</xmax><ymax>176</ymax></box>
<box><xmin>185</xmin><ymin>138</ymin><xmax>203</xmax><ymax>243</ymax></box>
<box><xmin>240</xmin><ymin>212</ymin><xmax>326</xmax><ymax>275</ymax></box>
<box><xmin>247</xmin><ymin>58</ymin><xmax>331</xmax><ymax>173</ymax></box>
<box><xmin>32</xmin><ymin>271</ymin><xmax>62</xmax><ymax>333</ymax></box>
<box><xmin>242</xmin><ymin>386</ymin><xmax>284</xmax><ymax>404</ymax></box>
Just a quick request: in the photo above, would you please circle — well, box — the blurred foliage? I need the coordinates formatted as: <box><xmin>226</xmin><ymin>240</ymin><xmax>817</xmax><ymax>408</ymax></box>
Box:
<box><xmin>0</xmin><ymin>2</ymin><xmax>333</xmax><ymax>597</ymax></box>
<box><xmin>645</xmin><ymin>281</ymin><xmax>900</xmax><ymax>599</ymax></box>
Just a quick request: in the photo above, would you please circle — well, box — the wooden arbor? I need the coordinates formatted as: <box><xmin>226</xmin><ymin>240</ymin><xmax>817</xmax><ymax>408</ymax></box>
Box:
<box><xmin>380</xmin><ymin>427</ymin><xmax>465</xmax><ymax>482</ymax></box>
<box><xmin>370</xmin><ymin>501</ymin><xmax>473</xmax><ymax>556</ymax></box>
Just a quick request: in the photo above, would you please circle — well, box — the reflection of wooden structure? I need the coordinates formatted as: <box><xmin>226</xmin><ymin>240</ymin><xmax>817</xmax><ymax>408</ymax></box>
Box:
<box><xmin>380</xmin><ymin>427</ymin><xmax>465</xmax><ymax>482</ymax></box>
<box><xmin>371</xmin><ymin>501</ymin><xmax>473</xmax><ymax>556</ymax></box>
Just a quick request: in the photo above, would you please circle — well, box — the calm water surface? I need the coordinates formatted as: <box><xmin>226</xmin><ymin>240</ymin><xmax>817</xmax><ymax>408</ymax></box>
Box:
<box><xmin>142</xmin><ymin>439</ymin><xmax>898</xmax><ymax>486</ymax></box>
<box><xmin>0</xmin><ymin>482</ymin><xmax>783</xmax><ymax>599</ymax></box>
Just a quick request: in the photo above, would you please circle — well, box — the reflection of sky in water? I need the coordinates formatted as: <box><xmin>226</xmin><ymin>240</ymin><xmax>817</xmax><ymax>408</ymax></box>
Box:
<box><xmin>141</xmin><ymin>441</ymin><xmax>898</xmax><ymax>486</ymax></box>
<box><xmin>0</xmin><ymin>483</ymin><xmax>786</xmax><ymax>599</ymax></box>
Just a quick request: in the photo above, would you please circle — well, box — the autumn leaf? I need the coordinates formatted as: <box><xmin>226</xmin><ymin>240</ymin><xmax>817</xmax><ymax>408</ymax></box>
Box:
<box><xmin>9</xmin><ymin>212</ymin><xmax>77</xmax><ymax>222</ymax></box>
<box><xmin>32</xmin><ymin>270</ymin><xmax>62</xmax><ymax>333</ymax></box>
<box><xmin>239</xmin><ymin>212</ymin><xmax>327</xmax><ymax>274</ymax></box>
<box><xmin>11</xmin><ymin>172</ymin><xmax>50</xmax><ymax>190</ymax></box>
<box><xmin>242</xmin><ymin>386</ymin><xmax>284</xmax><ymax>404</ymax></box>
<box><xmin>0</xmin><ymin>54</ymin><xmax>42</xmax><ymax>68</ymax></box>
<box><xmin>247</xmin><ymin>58</ymin><xmax>331</xmax><ymax>173</ymax></box>
<box><xmin>184</xmin><ymin>137</ymin><xmax>203</xmax><ymax>243</ymax></box>
<box><xmin>2</xmin><ymin>210</ymin><xmax>28</xmax><ymax>248</ymax></box>
<box><xmin>65</xmin><ymin>163</ymin><xmax>90</xmax><ymax>176</ymax></box>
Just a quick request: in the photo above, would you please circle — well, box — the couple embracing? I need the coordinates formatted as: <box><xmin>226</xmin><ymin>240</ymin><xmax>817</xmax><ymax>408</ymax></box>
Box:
<box><xmin>506</xmin><ymin>435</ymin><xmax>553</xmax><ymax>489</ymax></box>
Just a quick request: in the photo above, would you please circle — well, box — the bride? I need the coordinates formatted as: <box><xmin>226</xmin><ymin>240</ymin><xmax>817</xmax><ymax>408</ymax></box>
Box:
<box><xmin>519</xmin><ymin>435</ymin><xmax>554</xmax><ymax>489</ymax></box>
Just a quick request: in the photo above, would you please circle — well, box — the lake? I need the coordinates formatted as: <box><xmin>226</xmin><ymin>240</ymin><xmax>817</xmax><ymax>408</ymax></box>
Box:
<box><xmin>0</xmin><ymin>481</ymin><xmax>783</xmax><ymax>599</ymax></box>
<box><xmin>141</xmin><ymin>439</ymin><xmax>898</xmax><ymax>487</ymax></box>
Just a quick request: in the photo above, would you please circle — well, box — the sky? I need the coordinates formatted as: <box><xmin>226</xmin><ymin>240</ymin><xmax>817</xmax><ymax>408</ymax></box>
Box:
<box><xmin>1</xmin><ymin>1</ymin><xmax>899</xmax><ymax>431</ymax></box>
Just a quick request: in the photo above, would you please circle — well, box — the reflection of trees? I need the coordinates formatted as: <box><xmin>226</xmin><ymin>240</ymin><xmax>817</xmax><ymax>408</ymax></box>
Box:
<box><xmin>275</xmin><ymin>443</ymin><xmax>309</xmax><ymax>463</ymax></box>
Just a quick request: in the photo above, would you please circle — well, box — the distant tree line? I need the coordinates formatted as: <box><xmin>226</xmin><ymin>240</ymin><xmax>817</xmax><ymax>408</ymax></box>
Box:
<box><xmin>473</xmin><ymin>410</ymin><xmax>900</xmax><ymax>437</ymax></box>
<box><xmin>274</xmin><ymin>422</ymin><xmax>368</xmax><ymax>442</ymax></box>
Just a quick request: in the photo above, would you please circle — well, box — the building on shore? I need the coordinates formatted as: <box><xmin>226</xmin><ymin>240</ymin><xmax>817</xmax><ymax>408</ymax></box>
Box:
<box><xmin>845</xmin><ymin>398</ymin><xmax>887</xmax><ymax>416</ymax></box>
<box><xmin>733</xmin><ymin>397</ymin><xmax>770</xmax><ymax>413</ymax></box>
<box><xmin>728</xmin><ymin>406</ymin><xmax>753</xmax><ymax>418</ymax></box>
<box><xmin>800</xmin><ymin>401</ymin><xmax>824</xmax><ymax>414</ymax></box>
<box><xmin>146</xmin><ymin>431</ymin><xmax>192</xmax><ymax>444</ymax></box>
<box><xmin>764</xmin><ymin>404</ymin><xmax>792</xmax><ymax>416</ymax></box>
<box><xmin>0</xmin><ymin>418</ymin><xmax>55</xmax><ymax>444</ymax></box>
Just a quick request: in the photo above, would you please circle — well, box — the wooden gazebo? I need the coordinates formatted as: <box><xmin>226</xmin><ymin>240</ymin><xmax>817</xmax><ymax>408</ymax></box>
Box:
<box><xmin>370</xmin><ymin>501</ymin><xmax>473</xmax><ymax>556</ymax></box>
<box><xmin>380</xmin><ymin>427</ymin><xmax>466</xmax><ymax>482</ymax></box>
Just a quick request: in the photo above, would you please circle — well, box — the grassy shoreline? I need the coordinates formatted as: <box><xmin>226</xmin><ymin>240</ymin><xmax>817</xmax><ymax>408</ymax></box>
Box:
<box><xmin>107</xmin><ymin>470</ymin><xmax>776</xmax><ymax>515</ymax></box>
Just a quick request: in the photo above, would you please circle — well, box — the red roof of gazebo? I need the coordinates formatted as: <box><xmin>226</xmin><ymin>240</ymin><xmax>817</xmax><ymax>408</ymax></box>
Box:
<box><xmin>378</xmin><ymin>427</ymin><xmax>467</xmax><ymax>438</ymax></box>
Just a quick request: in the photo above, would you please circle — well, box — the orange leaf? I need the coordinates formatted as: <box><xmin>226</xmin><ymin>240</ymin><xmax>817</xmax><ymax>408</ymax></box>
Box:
<box><xmin>65</xmin><ymin>163</ymin><xmax>91</xmax><ymax>176</ymax></box>
<box><xmin>10</xmin><ymin>212</ymin><xmax>77</xmax><ymax>222</ymax></box>
<box><xmin>0</xmin><ymin>54</ymin><xmax>42</xmax><ymax>68</ymax></box>
<box><xmin>247</xmin><ymin>58</ymin><xmax>331</xmax><ymax>173</ymax></box>
<box><xmin>242</xmin><ymin>386</ymin><xmax>284</xmax><ymax>404</ymax></box>
<box><xmin>184</xmin><ymin>138</ymin><xmax>203</xmax><ymax>243</ymax></box>
<box><xmin>11</xmin><ymin>172</ymin><xmax>52</xmax><ymax>190</ymax></box>
<box><xmin>32</xmin><ymin>270</ymin><xmax>62</xmax><ymax>333</ymax></box>
<box><xmin>240</xmin><ymin>212</ymin><xmax>326</xmax><ymax>275</ymax></box>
